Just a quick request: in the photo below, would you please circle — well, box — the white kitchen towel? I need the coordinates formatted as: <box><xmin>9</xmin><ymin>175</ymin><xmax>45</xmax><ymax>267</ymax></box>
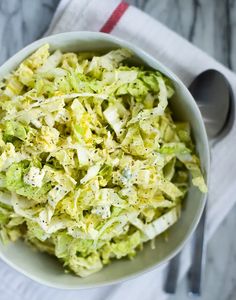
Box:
<box><xmin>1</xmin><ymin>1</ymin><xmax>236</xmax><ymax>300</ymax></box>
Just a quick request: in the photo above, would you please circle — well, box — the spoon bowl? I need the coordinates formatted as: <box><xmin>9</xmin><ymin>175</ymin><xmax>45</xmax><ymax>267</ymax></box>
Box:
<box><xmin>189</xmin><ymin>69</ymin><xmax>234</xmax><ymax>140</ymax></box>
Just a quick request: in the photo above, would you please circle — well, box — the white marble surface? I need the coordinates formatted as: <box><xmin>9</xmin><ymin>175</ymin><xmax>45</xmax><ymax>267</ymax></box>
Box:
<box><xmin>0</xmin><ymin>1</ymin><xmax>236</xmax><ymax>300</ymax></box>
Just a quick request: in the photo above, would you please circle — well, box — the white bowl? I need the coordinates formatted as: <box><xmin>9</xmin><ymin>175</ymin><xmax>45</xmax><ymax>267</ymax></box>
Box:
<box><xmin>0</xmin><ymin>32</ymin><xmax>210</xmax><ymax>289</ymax></box>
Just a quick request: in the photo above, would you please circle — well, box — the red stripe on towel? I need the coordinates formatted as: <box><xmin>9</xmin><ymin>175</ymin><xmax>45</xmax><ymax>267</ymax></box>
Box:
<box><xmin>100</xmin><ymin>1</ymin><xmax>129</xmax><ymax>33</ymax></box>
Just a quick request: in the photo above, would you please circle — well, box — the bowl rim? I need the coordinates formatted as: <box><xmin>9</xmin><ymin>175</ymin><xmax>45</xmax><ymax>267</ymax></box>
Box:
<box><xmin>0</xmin><ymin>31</ymin><xmax>210</xmax><ymax>289</ymax></box>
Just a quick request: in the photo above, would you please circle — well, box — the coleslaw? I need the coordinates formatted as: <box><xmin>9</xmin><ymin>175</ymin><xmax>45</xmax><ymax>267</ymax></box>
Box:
<box><xmin>0</xmin><ymin>45</ymin><xmax>207</xmax><ymax>277</ymax></box>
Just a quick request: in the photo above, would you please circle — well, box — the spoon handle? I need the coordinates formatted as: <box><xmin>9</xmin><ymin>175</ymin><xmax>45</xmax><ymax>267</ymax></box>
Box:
<box><xmin>164</xmin><ymin>252</ymin><xmax>181</xmax><ymax>294</ymax></box>
<box><xmin>188</xmin><ymin>205</ymin><xmax>207</xmax><ymax>296</ymax></box>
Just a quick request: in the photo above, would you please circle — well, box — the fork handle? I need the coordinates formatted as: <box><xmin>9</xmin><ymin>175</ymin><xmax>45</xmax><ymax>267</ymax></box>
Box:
<box><xmin>188</xmin><ymin>205</ymin><xmax>207</xmax><ymax>296</ymax></box>
<box><xmin>164</xmin><ymin>252</ymin><xmax>181</xmax><ymax>294</ymax></box>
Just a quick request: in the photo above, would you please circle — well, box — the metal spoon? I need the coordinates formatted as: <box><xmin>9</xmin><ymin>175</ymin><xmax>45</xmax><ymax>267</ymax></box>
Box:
<box><xmin>164</xmin><ymin>69</ymin><xmax>234</xmax><ymax>295</ymax></box>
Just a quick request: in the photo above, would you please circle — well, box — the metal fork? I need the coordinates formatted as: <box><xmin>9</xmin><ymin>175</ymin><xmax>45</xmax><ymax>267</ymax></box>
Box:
<box><xmin>164</xmin><ymin>206</ymin><xmax>207</xmax><ymax>295</ymax></box>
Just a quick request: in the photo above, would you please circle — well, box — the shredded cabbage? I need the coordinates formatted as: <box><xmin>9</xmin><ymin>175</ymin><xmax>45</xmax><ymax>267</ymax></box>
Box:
<box><xmin>0</xmin><ymin>45</ymin><xmax>207</xmax><ymax>277</ymax></box>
